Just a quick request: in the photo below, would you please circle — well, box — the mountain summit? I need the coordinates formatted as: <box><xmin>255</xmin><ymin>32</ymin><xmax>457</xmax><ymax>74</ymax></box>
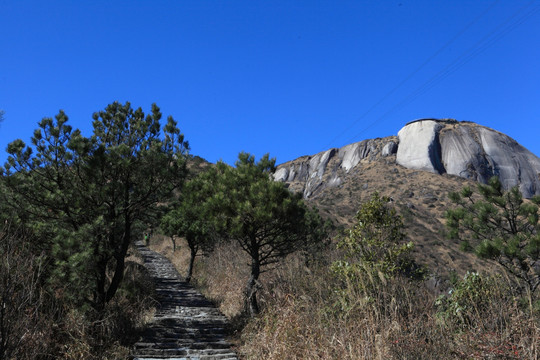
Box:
<box><xmin>275</xmin><ymin>119</ymin><xmax>540</xmax><ymax>199</ymax></box>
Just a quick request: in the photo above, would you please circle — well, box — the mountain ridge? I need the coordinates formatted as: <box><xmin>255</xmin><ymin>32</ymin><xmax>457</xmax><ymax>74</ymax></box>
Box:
<box><xmin>273</xmin><ymin>119</ymin><xmax>540</xmax><ymax>277</ymax></box>
<box><xmin>275</xmin><ymin>119</ymin><xmax>540</xmax><ymax>199</ymax></box>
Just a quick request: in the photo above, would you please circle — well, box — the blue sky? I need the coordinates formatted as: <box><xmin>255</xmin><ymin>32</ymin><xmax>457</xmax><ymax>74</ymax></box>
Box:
<box><xmin>1</xmin><ymin>1</ymin><xmax>539</xmax><ymax>166</ymax></box>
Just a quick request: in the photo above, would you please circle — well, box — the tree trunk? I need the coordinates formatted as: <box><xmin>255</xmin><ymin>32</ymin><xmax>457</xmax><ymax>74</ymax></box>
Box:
<box><xmin>106</xmin><ymin>247</ymin><xmax>128</xmax><ymax>304</ymax></box>
<box><xmin>186</xmin><ymin>246</ymin><xmax>197</xmax><ymax>283</ymax></box>
<box><xmin>95</xmin><ymin>264</ymin><xmax>107</xmax><ymax>309</ymax></box>
<box><xmin>106</xmin><ymin>230</ymin><xmax>130</xmax><ymax>303</ymax></box>
<box><xmin>105</xmin><ymin>189</ymin><xmax>131</xmax><ymax>304</ymax></box>
<box><xmin>245</xmin><ymin>258</ymin><xmax>261</xmax><ymax>316</ymax></box>
<box><xmin>94</xmin><ymin>241</ymin><xmax>108</xmax><ymax>310</ymax></box>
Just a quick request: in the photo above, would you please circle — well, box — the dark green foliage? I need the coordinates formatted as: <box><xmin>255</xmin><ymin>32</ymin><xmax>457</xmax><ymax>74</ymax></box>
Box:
<box><xmin>330</xmin><ymin>193</ymin><xmax>421</xmax><ymax>318</ymax></box>
<box><xmin>300</xmin><ymin>206</ymin><xmax>335</xmax><ymax>265</ymax></box>
<box><xmin>334</xmin><ymin>192</ymin><xmax>416</xmax><ymax>277</ymax></box>
<box><xmin>211</xmin><ymin>152</ymin><xmax>330</xmax><ymax>315</ymax></box>
<box><xmin>1</xmin><ymin>102</ymin><xmax>189</xmax><ymax>310</ymax></box>
<box><xmin>161</xmin><ymin>168</ymin><xmax>220</xmax><ymax>282</ymax></box>
<box><xmin>446</xmin><ymin>176</ymin><xmax>540</xmax><ymax>296</ymax></box>
<box><xmin>435</xmin><ymin>271</ymin><xmax>505</xmax><ymax>329</ymax></box>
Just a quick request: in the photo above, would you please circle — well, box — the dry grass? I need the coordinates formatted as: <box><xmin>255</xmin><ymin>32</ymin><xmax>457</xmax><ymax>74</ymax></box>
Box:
<box><xmin>146</xmin><ymin>137</ymin><xmax>540</xmax><ymax>358</ymax></box>
<box><xmin>57</xmin><ymin>242</ymin><xmax>157</xmax><ymax>359</ymax></box>
<box><xmin>285</xmin><ymin>153</ymin><xmax>496</xmax><ymax>279</ymax></box>
<box><xmin>238</xmin><ymin>254</ymin><xmax>538</xmax><ymax>359</ymax></box>
<box><xmin>150</xmin><ymin>234</ymin><xmax>249</xmax><ymax>319</ymax></box>
<box><xmin>149</xmin><ymin>233</ymin><xmax>192</xmax><ymax>279</ymax></box>
<box><xmin>192</xmin><ymin>241</ymin><xmax>250</xmax><ymax>319</ymax></box>
<box><xmin>153</xmin><ymin>234</ymin><xmax>539</xmax><ymax>360</ymax></box>
<box><xmin>1</xmin><ymin>225</ymin><xmax>157</xmax><ymax>360</ymax></box>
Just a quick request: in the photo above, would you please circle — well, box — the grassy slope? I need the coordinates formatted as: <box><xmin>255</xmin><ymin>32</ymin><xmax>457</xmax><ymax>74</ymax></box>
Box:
<box><xmin>281</xmin><ymin>145</ymin><xmax>494</xmax><ymax>278</ymax></box>
<box><xmin>151</xmin><ymin>153</ymin><xmax>538</xmax><ymax>359</ymax></box>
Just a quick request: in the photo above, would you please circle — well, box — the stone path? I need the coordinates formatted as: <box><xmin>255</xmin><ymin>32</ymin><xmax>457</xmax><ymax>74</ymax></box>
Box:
<box><xmin>130</xmin><ymin>241</ymin><xmax>238</xmax><ymax>360</ymax></box>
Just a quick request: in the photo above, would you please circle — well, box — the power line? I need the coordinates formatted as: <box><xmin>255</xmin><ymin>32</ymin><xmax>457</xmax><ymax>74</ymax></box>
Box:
<box><xmin>344</xmin><ymin>0</ymin><xmax>539</xmax><ymax>145</ymax></box>
<box><xmin>325</xmin><ymin>0</ymin><xmax>500</xmax><ymax>149</ymax></box>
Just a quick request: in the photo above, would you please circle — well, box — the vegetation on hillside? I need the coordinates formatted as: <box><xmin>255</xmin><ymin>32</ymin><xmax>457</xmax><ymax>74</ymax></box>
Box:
<box><xmin>1</xmin><ymin>103</ymin><xmax>539</xmax><ymax>359</ymax></box>
<box><xmin>161</xmin><ymin>167</ymin><xmax>220</xmax><ymax>282</ymax></box>
<box><xmin>0</xmin><ymin>102</ymin><xmax>186</xmax><ymax>358</ymax></box>
<box><xmin>153</xmin><ymin>187</ymin><xmax>538</xmax><ymax>359</ymax></box>
<box><xmin>162</xmin><ymin>152</ymin><xmax>331</xmax><ymax>315</ymax></box>
<box><xmin>446</xmin><ymin>176</ymin><xmax>540</xmax><ymax>302</ymax></box>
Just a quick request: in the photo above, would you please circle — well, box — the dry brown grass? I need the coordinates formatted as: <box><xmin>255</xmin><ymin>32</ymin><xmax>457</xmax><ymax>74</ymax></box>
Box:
<box><xmin>1</xmin><ymin>224</ymin><xmax>158</xmax><ymax>360</ymax></box>
<box><xmin>238</xmin><ymin>254</ymin><xmax>538</xmax><ymax>359</ymax></box>
<box><xmin>151</xmin><ymin>234</ymin><xmax>249</xmax><ymax>319</ymax></box>
<box><xmin>146</xmin><ymin>141</ymin><xmax>540</xmax><ymax>358</ymax></box>
<box><xmin>149</xmin><ymin>233</ymin><xmax>192</xmax><ymax>278</ymax></box>
<box><xmin>286</xmin><ymin>154</ymin><xmax>497</xmax><ymax>279</ymax></box>
<box><xmin>153</xmin><ymin>233</ymin><xmax>539</xmax><ymax>360</ymax></box>
<box><xmin>192</xmin><ymin>241</ymin><xmax>250</xmax><ymax>319</ymax></box>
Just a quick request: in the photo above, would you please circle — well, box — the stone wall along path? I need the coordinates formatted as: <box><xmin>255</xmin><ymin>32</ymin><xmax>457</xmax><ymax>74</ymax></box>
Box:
<box><xmin>130</xmin><ymin>241</ymin><xmax>238</xmax><ymax>360</ymax></box>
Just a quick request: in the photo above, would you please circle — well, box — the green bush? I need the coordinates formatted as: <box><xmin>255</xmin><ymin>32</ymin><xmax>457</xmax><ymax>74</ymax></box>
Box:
<box><xmin>435</xmin><ymin>271</ymin><xmax>504</xmax><ymax>329</ymax></box>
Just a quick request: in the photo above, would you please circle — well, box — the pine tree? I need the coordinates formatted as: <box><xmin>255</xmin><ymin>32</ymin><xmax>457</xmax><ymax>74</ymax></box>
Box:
<box><xmin>211</xmin><ymin>152</ymin><xmax>329</xmax><ymax>315</ymax></box>
<box><xmin>2</xmin><ymin>102</ymin><xmax>189</xmax><ymax>309</ymax></box>
<box><xmin>161</xmin><ymin>168</ymin><xmax>219</xmax><ymax>282</ymax></box>
<box><xmin>446</xmin><ymin>176</ymin><xmax>540</xmax><ymax>298</ymax></box>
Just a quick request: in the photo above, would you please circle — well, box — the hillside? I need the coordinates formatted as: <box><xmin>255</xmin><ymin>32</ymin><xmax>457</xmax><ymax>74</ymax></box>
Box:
<box><xmin>274</xmin><ymin>119</ymin><xmax>540</xmax><ymax>277</ymax></box>
<box><xmin>277</xmin><ymin>141</ymin><xmax>484</xmax><ymax>276</ymax></box>
<box><xmin>154</xmin><ymin>119</ymin><xmax>539</xmax><ymax>359</ymax></box>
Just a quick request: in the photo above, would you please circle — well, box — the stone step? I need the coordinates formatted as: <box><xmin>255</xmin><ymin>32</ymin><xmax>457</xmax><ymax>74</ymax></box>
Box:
<box><xmin>129</xmin><ymin>241</ymin><xmax>238</xmax><ymax>359</ymax></box>
<box><xmin>132</xmin><ymin>352</ymin><xmax>238</xmax><ymax>360</ymax></box>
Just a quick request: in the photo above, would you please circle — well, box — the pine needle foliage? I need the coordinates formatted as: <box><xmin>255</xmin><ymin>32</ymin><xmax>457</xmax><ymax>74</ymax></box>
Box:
<box><xmin>1</xmin><ymin>102</ymin><xmax>189</xmax><ymax>310</ymax></box>
<box><xmin>446</xmin><ymin>176</ymin><xmax>540</xmax><ymax>297</ymax></box>
<box><xmin>161</xmin><ymin>168</ymin><xmax>220</xmax><ymax>282</ymax></box>
<box><xmin>210</xmin><ymin>152</ymin><xmax>329</xmax><ymax>315</ymax></box>
<box><xmin>334</xmin><ymin>192</ymin><xmax>415</xmax><ymax>277</ymax></box>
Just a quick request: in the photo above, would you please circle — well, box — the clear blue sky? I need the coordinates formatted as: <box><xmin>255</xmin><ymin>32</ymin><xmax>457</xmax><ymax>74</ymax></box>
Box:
<box><xmin>1</xmin><ymin>1</ymin><xmax>539</xmax><ymax>166</ymax></box>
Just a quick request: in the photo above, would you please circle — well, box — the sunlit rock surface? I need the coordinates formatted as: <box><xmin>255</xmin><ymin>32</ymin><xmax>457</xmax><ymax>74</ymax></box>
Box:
<box><xmin>274</xmin><ymin>119</ymin><xmax>540</xmax><ymax>199</ymax></box>
<box><xmin>396</xmin><ymin>120</ymin><xmax>445</xmax><ymax>173</ymax></box>
<box><xmin>398</xmin><ymin>119</ymin><xmax>540</xmax><ymax>198</ymax></box>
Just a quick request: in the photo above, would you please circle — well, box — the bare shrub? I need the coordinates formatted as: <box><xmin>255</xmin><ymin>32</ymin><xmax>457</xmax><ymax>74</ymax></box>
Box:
<box><xmin>193</xmin><ymin>240</ymin><xmax>250</xmax><ymax>319</ymax></box>
<box><xmin>0</xmin><ymin>228</ymin><xmax>156</xmax><ymax>360</ymax></box>
<box><xmin>57</xmin><ymin>250</ymin><xmax>156</xmax><ymax>359</ymax></box>
<box><xmin>0</xmin><ymin>226</ymin><xmax>56</xmax><ymax>360</ymax></box>
<box><xmin>152</xmin><ymin>231</ymin><xmax>539</xmax><ymax>359</ymax></box>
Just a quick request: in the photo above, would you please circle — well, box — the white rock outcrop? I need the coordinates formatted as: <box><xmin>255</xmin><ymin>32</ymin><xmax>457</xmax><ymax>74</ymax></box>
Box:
<box><xmin>397</xmin><ymin>119</ymin><xmax>540</xmax><ymax>198</ymax></box>
<box><xmin>382</xmin><ymin>141</ymin><xmax>398</xmax><ymax>157</ymax></box>
<box><xmin>273</xmin><ymin>138</ymin><xmax>387</xmax><ymax>198</ymax></box>
<box><xmin>396</xmin><ymin>120</ymin><xmax>445</xmax><ymax>173</ymax></box>
<box><xmin>275</xmin><ymin>119</ymin><xmax>540</xmax><ymax>199</ymax></box>
<box><xmin>439</xmin><ymin>125</ymin><xmax>486</xmax><ymax>181</ymax></box>
<box><xmin>273</xmin><ymin>167</ymin><xmax>289</xmax><ymax>182</ymax></box>
<box><xmin>474</xmin><ymin>127</ymin><xmax>540</xmax><ymax>197</ymax></box>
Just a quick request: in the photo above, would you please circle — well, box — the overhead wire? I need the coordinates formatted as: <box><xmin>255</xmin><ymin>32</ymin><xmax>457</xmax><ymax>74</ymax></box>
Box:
<box><xmin>325</xmin><ymin>0</ymin><xmax>500</xmax><ymax>149</ymax></box>
<box><xmin>380</xmin><ymin>2</ymin><xmax>538</xmax><ymax>116</ymax></box>
<box><xmin>344</xmin><ymin>0</ymin><xmax>539</xmax><ymax>145</ymax></box>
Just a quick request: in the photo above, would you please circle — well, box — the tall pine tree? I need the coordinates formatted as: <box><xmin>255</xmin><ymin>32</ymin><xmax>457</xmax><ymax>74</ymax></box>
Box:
<box><xmin>2</xmin><ymin>102</ymin><xmax>189</xmax><ymax>309</ymax></box>
<box><xmin>210</xmin><ymin>152</ymin><xmax>329</xmax><ymax>315</ymax></box>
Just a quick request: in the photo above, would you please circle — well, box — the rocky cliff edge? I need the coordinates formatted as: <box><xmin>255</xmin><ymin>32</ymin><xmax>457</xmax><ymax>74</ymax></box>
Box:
<box><xmin>275</xmin><ymin>119</ymin><xmax>540</xmax><ymax>199</ymax></box>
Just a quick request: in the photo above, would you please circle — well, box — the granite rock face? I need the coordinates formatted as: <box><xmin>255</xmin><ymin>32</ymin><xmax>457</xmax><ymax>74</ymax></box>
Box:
<box><xmin>382</xmin><ymin>141</ymin><xmax>398</xmax><ymax>157</ymax></box>
<box><xmin>397</xmin><ymin>119</ymin><xmax>540</xmax><ymax>198</ymax></box>
<box><xmin>396</xmin><ymin>120</ymin><xmax>445</xmax><ymax>173</ymax></box>
<box><xmin>274</xmin><ymin>138</ymin><xmax>393</xmax><ymax>198</ymax></box>
<box><xmin>275</xmin><ymin>119</ymin><xmax>540</xmax><ymax>199</ymax></box>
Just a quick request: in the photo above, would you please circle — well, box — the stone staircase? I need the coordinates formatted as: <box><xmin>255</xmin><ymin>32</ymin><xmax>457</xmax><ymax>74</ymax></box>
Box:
<box><xmin>130</xmin><ymin>241</ymin><xmax>238</xmax><ymax>360</ymax></box>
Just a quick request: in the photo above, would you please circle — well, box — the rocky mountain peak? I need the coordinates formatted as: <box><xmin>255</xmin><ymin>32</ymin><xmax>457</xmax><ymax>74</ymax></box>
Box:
<box><xmin>275</xmin><ymin>119</ymin><xmax>540</xmax><ymax>199</ymax></box>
